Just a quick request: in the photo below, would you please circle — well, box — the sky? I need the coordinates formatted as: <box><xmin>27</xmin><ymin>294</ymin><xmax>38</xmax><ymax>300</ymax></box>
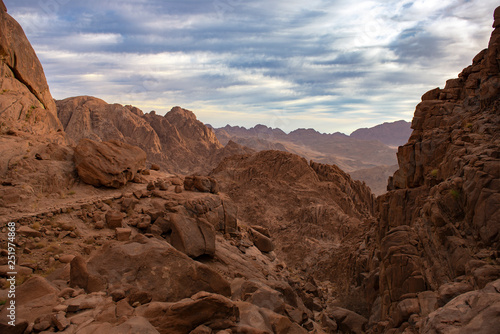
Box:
<box><xmin>4</xmin><ymin>0</ymin><xmax>498</xmax><ymax>134</ymax></box>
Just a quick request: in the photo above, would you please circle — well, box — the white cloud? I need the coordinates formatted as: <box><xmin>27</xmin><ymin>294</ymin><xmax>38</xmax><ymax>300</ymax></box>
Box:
<box><xmin>5</xmin><ymin>0</ymin><xmax>499</xmax><ymax>133</ymax></box>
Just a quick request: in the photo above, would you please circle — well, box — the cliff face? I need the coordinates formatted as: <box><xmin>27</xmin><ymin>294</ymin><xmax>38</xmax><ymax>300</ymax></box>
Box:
<box><xmin>0</xmin><ymin>0</ymin><xmax>63</xmax><ymax>136</ymax></box>
<box><xmin>367</xmin><ymin>7</ymin><xmax>500</xmax><ymax>332</ymax></box>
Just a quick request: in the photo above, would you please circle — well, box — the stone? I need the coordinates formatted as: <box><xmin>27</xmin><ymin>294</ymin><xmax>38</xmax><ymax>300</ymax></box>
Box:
<box><xmin>69</xmin><ymin>256</ymin><xmax>88</xmax><ymax>290</ymax></box>
<box><xmin>135</xmin><ymin>292</ymin><xmax>238</xmax><ymax>334</ymax></box>
<box><xmin>17</xmin><ymin>225</ymin><xmax>42</xmax><ymax>238</ymax></box>
<box><xmin>86</xmin><ymin>237</ymin><xmax>231</xmax><ymax>302</ymax></box>
<box><xmin>438</xmin><ymin>282</ymin><xmax>473</xmax><ymax>305</ymax></box>
<box><xmin>170</xmin><ymin>213</ymin><xmax>216</xmax><ymax>258</ymax></box>
<box><xmin>184</xmin><ymin>175</ymin><xmax>219</xmax><ymax>193</ymax></box>
<box><xmin>128</xmin><ymin>290</ymin><xmax>153</xmax><ymax>306</ymax></box>
<box><xmin>105</xmin><ymin>210</ymin><xmax>123</xmax><ymax>229</ymax></box>
<box><xmin>249</xmin><ymin>228</ymin><xmax>274</xmax><ymax>253</ymax></box>
<box><xmin>116</xmin><ymin>228</ymin><xmax>132</xmax><ymax>241</ymax></box>
<box><xmin>327</xmin><ymin>306</ymin><xmax>367</xmax><ymax>334</ymax></box>
<box><xmin>151</xmin><ymin>163</ymin><xmax>160</xmax><ymax>171</ymax></box>
<box><xmin>421</xmin><ymin>279</ymin><xmax>500</xmax><ymax>333</ymax></box>
<box><xmin>58</xmin><ymin>254</ymin><xmax>75</xmax><ymax>263</ymax></box>
<box><xmin>52</xmin><ymin>312</ymin><xmax>70</xmax><ymax>331</ymax></box>
<box><xmin>111</xmin><ymin>289</ymin><xmax>126</xmax><ymax>302</ymax></box>
<box><xmin>74</xmin><ymin>138</ymin><xmax>147</xmax><ymax>188</ymax></box>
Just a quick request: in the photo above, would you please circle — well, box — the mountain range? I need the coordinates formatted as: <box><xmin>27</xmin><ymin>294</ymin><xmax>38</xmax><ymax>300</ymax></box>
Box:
<box><xmin>0</xmin><ymin>2</ymin><xmax>499</xmax><ymax>334</ymax></box>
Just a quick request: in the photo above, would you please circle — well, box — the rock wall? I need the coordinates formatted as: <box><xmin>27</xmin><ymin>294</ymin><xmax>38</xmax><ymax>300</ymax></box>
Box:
<box><xmin>368</xmin><ymin>7</ymin><xmax>500</xmax><ymax>332</ymax></box>
<box><xmin>0</xmin><ymin>0</ymin><xmax>63</xmax><ymax>135</ymax></box>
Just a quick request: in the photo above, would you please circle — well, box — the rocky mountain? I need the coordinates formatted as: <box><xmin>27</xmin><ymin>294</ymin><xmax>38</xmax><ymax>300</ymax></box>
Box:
<box><xmin>0</xmin><ymin>2</ymin><xmax>365</xmax><ymax>333</ymax></box>
<box><xmin>1</xmin><ymin>0</ymin><xmax>499</xmax><ymax>333</ymax></box>
<box><xmin>360</xmin><ymin>9</ymin><xmax>500</xmax><ymax>332</ymax></box>
<box><xmin>57</xmin><ymin>97</ymin><xmax>248</xmax><ymax>175</ymax></box>
<box><xmin>213</xmin><ymin>123</ymin><xmax>403</xmax><ymax>195</ymax></box>
<box><xmin>214</xmin><ymin>124</ymin><xmax>399</xmax><ymax>172</ymax></box>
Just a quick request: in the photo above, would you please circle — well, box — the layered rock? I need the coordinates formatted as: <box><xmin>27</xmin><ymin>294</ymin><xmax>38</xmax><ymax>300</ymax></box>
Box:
<box><xmin>363</xmin><ymin>7</ymin><xmax>500</xmax><ymax>332</ymax></box>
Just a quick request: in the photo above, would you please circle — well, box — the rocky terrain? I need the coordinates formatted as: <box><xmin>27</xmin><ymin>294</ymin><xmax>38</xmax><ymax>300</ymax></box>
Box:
<box><xmin>0</xmin><ymin>1</ymin><xmax>499</xmax><ymax>333</ymax></box>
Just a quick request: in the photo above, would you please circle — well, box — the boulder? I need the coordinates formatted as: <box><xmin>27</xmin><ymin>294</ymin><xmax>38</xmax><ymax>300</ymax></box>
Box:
<box><xmin>421</xmin><ymin>279</ymin><xmax>500</xmax><ymax>333</ymax></box>
<box><xmin>74</xmin><ymin>138</ymin><xmax>146</xmax><ymax>188</ymax></box>
<box><xmin>170</xmin><ymin>214</ymin><xmax>216</xmax><ymax>258</ymax></box>
<box><xmin>249</xmin><ymin>228</ymin><xmax>274</xmax><ymax>253</ymax></box>
<box><xmin>326</xmin><ymin>306</ymin><xmax>367</xmax><ymax>334</ymax></box>
<box><xmin>184</xmin><ymin>175</ymin><xmax>219</xmax><ymax>193</ymax></box>
<box><xmin>135</xmin><ymin>291</ymin><xmax>238</xmax><ymax>334</ymax></box>
<box><xmin>86</xmin><ymin>237</ymin><xmax>230</xmax><ymax>302</ymax></box>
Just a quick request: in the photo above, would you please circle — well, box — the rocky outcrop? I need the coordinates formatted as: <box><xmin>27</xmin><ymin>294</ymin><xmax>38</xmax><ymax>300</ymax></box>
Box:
<box><xmin>0</xmin><ymin>0</ymin><xmax>73</xmax><ymax>212</ymax></box>
<box><xmin>57</xmin><ymin>96</ymin><xmax>163</xmax><ymax>156</ymax></box>
<box><xmin>0</xmin><ymin>0</ymin><xmax>63</xmax><ymax>135</ymax></box>
<box><xmin>362</xmin><ymin>7</ymin><xmax>500</xmax><ymax>332</ymax></box>
<box><xmin>74</xmin><ymin>139</ymin><xmax>147</xmax><ymax>188</ymax></box>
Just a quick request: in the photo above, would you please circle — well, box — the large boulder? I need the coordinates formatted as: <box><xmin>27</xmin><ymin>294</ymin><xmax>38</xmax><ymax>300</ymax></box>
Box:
<box><xmin>135</xmin><ymin>291</ymin><xmax>239</xmax><ymax>334</ymax></box>
<box><xmin>74</xmin><ymin>138</ymin><xmax>146</xmax><ymax>188</ymax></box>
<box><xmin>86</xmin><ymin>237</ymin><xmax>230</xmax><ymax>301</ymax></box>
<box><xmin>169</xmin><ymin>214</ymin><xmax>216</xmax><ymax>258</ymax></box>
<box><xmin>421</xmin><ymin>279</ymin><xmax>500</xmax><ymax>333</ymax></box>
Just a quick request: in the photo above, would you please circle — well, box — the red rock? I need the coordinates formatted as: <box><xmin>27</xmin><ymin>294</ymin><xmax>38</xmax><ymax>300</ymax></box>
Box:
<box><xmin>105</xmin><ymin>210</ymin><xmax>123</xmax><ymax>229</ymax></box>
<box><xmin>74</xmin><ymin>138</ymin><xmax>146</xmax><ymax>188</ymax></box>
<box><xmin>86</xmin><ymin>237</ymin><xmax>230</xmax><ymax>302</ymax></box>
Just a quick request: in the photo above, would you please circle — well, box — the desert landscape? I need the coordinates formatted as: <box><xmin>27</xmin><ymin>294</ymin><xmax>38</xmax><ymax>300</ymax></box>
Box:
<box><xmin>0</xmin><ymin>1</ymin><xmax>499</xmax><ymax>333</ymax></box>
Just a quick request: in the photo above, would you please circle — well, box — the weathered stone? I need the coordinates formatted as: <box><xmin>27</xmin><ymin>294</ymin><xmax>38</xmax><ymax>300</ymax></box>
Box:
<box><xmin>86</xmin><ymin>237</ymin><xmax>231</xmax><ymax>302</ymax></box>
<box><xmin>249</xmin><ymin>228</ymin><xmax>274</xmax><ymax>253</ymax></box>
<box><xmin>74</xmin><ymin>138</ymin><xmax>146</xmax><ymax>188</ymax></box>
<box><xmin>105</xmin><ymin>210</ymin><xmax>123</xmax><ymax>229</ymax></box>
<box><xmin>135</xmin><ymin>291</ymin><xmax>238</xmax><ymax>334</ymax></box>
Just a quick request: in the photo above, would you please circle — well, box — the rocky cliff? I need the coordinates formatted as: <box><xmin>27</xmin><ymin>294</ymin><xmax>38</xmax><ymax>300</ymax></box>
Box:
<box><xmin>360</xmin><ymin>7</ymin><xmax>500</xmax><ymax>333</ymax></box>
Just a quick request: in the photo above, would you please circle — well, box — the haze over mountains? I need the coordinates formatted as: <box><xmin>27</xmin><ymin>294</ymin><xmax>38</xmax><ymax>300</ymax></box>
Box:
<box><xmin>0</xmin><ymin>1</ymin><xmax>499</xmax><ymax>334</ymax></box>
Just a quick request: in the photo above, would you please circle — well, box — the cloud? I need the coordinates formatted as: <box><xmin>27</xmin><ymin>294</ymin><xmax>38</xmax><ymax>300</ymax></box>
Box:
<box><xmin>4</xmin><ymin>0</ymin><xmax>499</xmax><ymax>133</ymax></box>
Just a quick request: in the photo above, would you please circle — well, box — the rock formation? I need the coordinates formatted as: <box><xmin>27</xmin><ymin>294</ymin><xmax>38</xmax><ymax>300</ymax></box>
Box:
<box><xmin>357</xmin><ymin>7</ymin><xmax>500</xmax><ymax>332</ymax></box>
<box><xmin>211</xmin><ymin>150</ymin><xmax>376</xmax><ymax>305</ymax></box>
<box><xmin>73</xmin><ymin>139</ymin><xmax>147</xmax><ymax>188</ymax></box>
<box><xmin>57</xmin><ymin>98</ymin><xmax>250</xmax><ymax>175</ymax></box>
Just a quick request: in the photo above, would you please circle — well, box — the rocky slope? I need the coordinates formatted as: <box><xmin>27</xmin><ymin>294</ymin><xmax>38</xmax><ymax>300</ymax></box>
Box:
<box><xmin>211</xmin><ymin>150</ymin><xmax>377</xmax><ymax>317</ymax></box>
<box><xmin>0</xmin><ymin>2</ymin><xmax>365</xmax><ymax>333</ymax></box>
<box><xmin>213</xmin><ymin>123</ymin><xmax>407</xmax><ymax>195</ymax></box>
<box><xmin>0</xmin><ymin>1</ymin><xmax>73</xmax><ymax>213</ymax></box>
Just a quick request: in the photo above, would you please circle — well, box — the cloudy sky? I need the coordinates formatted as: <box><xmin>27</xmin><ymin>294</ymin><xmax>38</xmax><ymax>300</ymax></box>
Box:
<box><xmin>5</xmin><ymin>0</ymin><xmax>498</xmax><ymax>133</ymax></box>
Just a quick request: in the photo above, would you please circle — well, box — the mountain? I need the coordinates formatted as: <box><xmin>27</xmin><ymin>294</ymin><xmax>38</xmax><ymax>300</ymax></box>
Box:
<box><xmin>350</xmin><ymin>120</ymin><xmax>412</xmax><ymax>147</ymax></box>
<box><xmin>1</xmin><ymin>1</ymin><xmax>499</xmax><ymax>333</ymax></box>
<box><xmin>213</xmin><ymin>124</ymin><xmax>399</xmax><ymax>171</ymax></box>
<box><xmin>212</xmin><ymin>123</ymin><xmax>407</xmax><ymax>194</ymax></box>
<box><xmin>57</xmin><ymin>97</ymin><xmax>250</xmax><ymax>175</ymax></box>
